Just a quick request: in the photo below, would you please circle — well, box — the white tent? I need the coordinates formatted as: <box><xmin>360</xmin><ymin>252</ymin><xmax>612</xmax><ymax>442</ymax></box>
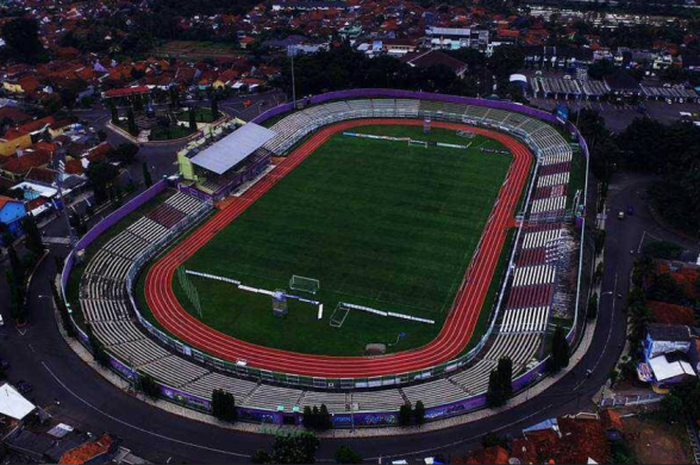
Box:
<box><xmin>0</xmin><ymin>383</ymin><xmax>36</xmax><ymax>421</ymax></box>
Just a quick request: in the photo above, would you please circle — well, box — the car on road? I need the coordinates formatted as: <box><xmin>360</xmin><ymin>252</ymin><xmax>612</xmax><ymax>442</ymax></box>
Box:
<box><xmin>16</xmin><ymin>380</ymin><xmax>32</xmax><ymax>394</ymax></box>
<box><xmin>0</xmin><ymin>358</ymin><xmax>8</xmax><ymax>370</ymax></box>
<box><xmin>626</xmin><ymin>205</ymin><xmax>634</xmax><ymax>215</ymax></box>
<box><xmin>243</xmin><ymin>99</ymin><xmax>253</xmax><ymax>108</ymax></box>
<box><xmin>618</xmin><ymin>211</ymin><xmax>625</xmax><ymax>220</ymax></box>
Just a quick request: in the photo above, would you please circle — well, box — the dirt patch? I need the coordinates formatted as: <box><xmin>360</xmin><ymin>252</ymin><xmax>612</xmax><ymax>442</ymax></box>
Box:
<box><xmin>153</xmin><ymin>41</ymin><xmax>242</xmax><ymax>61</ymax></box>
<box><xmin>623</xmin><ymin>416</ymin><xmax>693</xmax><ymax>464</ymax></box>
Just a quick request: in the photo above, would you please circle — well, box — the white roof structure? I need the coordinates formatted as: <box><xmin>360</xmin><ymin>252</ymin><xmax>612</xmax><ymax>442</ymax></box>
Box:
<box><xmin>190</xmin><ymin>123</ymin><xmax>276</xmax><ymax>175</ymax></box>
<box><xmin>0</xmin><ymin>383</ymin><xmax>36</xmax><ymax>420</ymax></box>
<box><xmin>426</xmin><ymin>26</ymin><xmax>471</xmax><ymax>37</ymax></box>
<box><xmin>649</xmin><ymin>355</ymin><xmax>696</xmax><ymax>382</ymax></box>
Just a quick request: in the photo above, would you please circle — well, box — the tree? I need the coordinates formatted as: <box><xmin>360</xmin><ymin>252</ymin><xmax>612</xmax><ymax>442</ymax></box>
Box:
<box><xmin>649</xmin><ymin>273</ymin><xmax>688</xmax><ymax>305</ymax></box>
<box><xmin>251</xmin><ymin>449</ymin><xmax>271</xmax><ymax>464</ymax></box>
<box><xmin>21</xmin><ymin>214</ymin><xmax>44</xmax><ymax>256</ymax></box>
<box><xmin>258</xmin><ymin>431</ymin><xmax>319</xmax><ymax>464</ymax></box>
<box><xmin>547</xmin><ymin>326</ymin><xmax>570</xmax><ymax>373</ymax></box>
<box><xmin>398</xmin><ymin>402</ymin><xmax>412</xmax><ymax>426</ymax></box>
<box><xmin>335</xmin><ymin>445</ymin><xmax>362</xmax><ymax>464</ymax></box>
<box><xmin>488</xmin><ymin>46</ymin><xmax>525</xmax><ymax>80</ymax></box>
<box><xmin>617</xmin><ymin>117</ymin><xmax>667</xmax><ymax>172</ymax></box>
<box><xmin>212</xmin><ymin>389</ymin><xmax>237</xmax><ymax>422</ymax></box>
<box><xmin>142</xmin><ymin>162</ymin><xmax>153</xmax><ymax>188</ymax></box>
<box><xmin>302</xmin><ymin>404</ymin><xmax>332</xmax><ymax>431</ymax></box>
<box><xmin>211</xmin><ymin>97</ymin><xmax>220</xmax><ymax>120</ymax></box>
<box><xmin>169</xmin><ymin>86</ymin><xmax>180</xmax><ymax>109</ymax></box>
<box><xmin>659</xmin><ymin>393</ymin><xmax>683</xmax><ymax>423</ymax></box>
<box><xmin>189</xmin><ymin>107</ymin><xmax>197</xmax><ymax>131</ymax></box>
<box><xmin>497</xmin><ymin>356</ymin><xmax>513</xmax><ymax>400</ymax></box>
<box><xmin>49</xmin><ymin>278</ymin><xmax>75</xmax><ymax>337</ymax></box>
<box><xmin>111</xmin><ymin>143</ymin><xmax>139</xmax><ymax>165</ymax></box>
<box><xmin>587</xmin><ymin>59</ymin><xmax>616</xmax><ymax>80</ymax></box>
<box><xmin>587</xmin><ymin>292</ymin><xmax>598</xmax><ymax>320</ymax></box>
<box><xmin>413</xmin><ymin>400</ymin><xmax>425</xmax><ymax>426</ymax></box>
<box><xmin>482</xmin><ymin>432</ymin><xmax>508</xmax><ymax>449</ymax></box>
<box><xmin>126</xmin><ymin>107</ymin><xmax>138</xmax><ymax>135</ymax></box>
<box><xmin>486</xmin><ymin>370</ymin><xmax>504</xmax><ymax>407</ymax></box>
<box><xmin>6</xmin><ymin>243</ymin><xmax>24</xmax><ymax>282</ymax></box>
<box><xmin>487</xmin><ymin>357</ymin><xmax>513</xmax><ymax>407</ymax></box>
<box><xmin>1</xmin><ymin>18</ymin><xmax>43</xmax><ymax>61</ymax></box>
<box><xmin>6</xmin><ymin>270</ymin><xmax>24</xmax><ymax>321</ymax></box>
<box><xmin>138</xmin><ymin>373</ymin><xmax>161</xmax><ymax>399</ymax></box>
<box><xmin>318</xmin><ymin>404</ymin><xmax>332</xmax><ymax>430</ymax></box>
<box><xmin>109</xmin><ymin>102</ymin><xmax>119</xmax><ymax>125</ymax></box>
<box><xmin>87</xmin><ymin>161</ymin><xmax>119</xmax><ymax>204</ymax></box>
<box><xmin>86</xmin><ymin>324</ymin><xmax>110</xmax><ymax>367</ymax></box>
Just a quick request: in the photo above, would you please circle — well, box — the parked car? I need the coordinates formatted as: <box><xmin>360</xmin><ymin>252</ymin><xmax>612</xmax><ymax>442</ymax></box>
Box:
<box><xmin>618</xmin><ymin>211</ymin><xmax>625</xmax><ymax>220</ymax></box>
<box><xmin>16</xmin><ymin>380</ymin><xmax>32</xmax><ymax>394</ymax></box>
<box><xmin>243</xmin><ymin>99</ymin><xmax>253</xmax><ymax>108</ymax></box>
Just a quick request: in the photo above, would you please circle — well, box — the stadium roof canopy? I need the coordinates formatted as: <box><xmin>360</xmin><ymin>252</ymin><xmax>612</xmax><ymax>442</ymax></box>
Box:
<box><xmin>190</xmin><ymin>123</ymin><xmax>276</xmax><ymax>175</ymax></box>
<box><xmin>0</xmin><ymin>383</ymin><xmax>35</xmax><ymax>420</ymax></box>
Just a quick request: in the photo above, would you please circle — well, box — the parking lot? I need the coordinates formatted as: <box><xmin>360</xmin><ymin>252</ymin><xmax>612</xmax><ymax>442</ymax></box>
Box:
<box><xmin>530</xmin><ymin>97</ymin><xmax>700</xmax><ymax>132</ymax></box>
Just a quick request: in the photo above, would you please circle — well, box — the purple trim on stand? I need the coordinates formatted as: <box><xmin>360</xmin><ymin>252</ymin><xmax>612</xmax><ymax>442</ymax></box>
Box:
<box><xmin>252</xmin><ymin>89</ymin><xmax>562</xmax><ymax>127</ymax></box>
<box><xmin>75</xmin><ymin>179</ymin><xmax>168</xmax><ymax>252</ymax></box>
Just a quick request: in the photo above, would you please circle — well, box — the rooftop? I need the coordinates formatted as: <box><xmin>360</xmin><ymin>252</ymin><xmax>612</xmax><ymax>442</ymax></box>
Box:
<box><xmin>190</xmin><ymin>123</ymin><xmax>275</xmax><ymax>175</ymax></box>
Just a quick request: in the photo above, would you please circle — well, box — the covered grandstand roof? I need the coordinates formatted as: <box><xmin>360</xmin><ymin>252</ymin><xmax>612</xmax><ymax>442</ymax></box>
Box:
<box><xmin>190</xmin><ymin>123</ymin><xmax>276</xmax><ymax>175</ymax></box>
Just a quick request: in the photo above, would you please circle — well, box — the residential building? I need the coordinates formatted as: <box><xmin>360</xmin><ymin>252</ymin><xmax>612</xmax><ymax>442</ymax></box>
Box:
<box><xmin>0</xmin><ymin>195</ymin><xmax>26</xmax><ymax>237</ymax></box>
<box><xmin>425</xmin><ymin>26</ymin><xmax>489</xmax><ymax>52</ymax></box>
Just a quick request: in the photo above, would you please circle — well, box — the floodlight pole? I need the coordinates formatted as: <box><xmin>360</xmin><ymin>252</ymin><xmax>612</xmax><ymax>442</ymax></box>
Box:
<box><xmin>290</xmin><ymin>48</ymin><xmax>297</xmax><ymax>109</ymax></box>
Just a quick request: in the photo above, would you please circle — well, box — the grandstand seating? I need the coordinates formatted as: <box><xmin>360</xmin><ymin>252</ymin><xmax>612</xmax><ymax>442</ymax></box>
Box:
<box><xmin>76</xmin><ymin>97</ymin><xmax>580</xmax><ymax>418</ymax></box>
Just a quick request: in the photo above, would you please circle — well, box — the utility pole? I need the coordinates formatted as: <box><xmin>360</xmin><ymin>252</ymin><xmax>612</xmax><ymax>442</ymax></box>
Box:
<box><xmin>55</xmin><ymin>149</ymin><xmax>77</xmax><ymax>247</ymax></box>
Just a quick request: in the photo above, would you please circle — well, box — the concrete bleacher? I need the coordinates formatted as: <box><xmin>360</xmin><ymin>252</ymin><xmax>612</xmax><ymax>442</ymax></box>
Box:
<box><xmin>74</xmin><ymin>98</ymin><xmax>579</xmax><ymax>417</ymax></box>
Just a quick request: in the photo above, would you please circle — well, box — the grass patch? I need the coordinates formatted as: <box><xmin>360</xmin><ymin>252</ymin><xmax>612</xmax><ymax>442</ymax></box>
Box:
<box><xmin>154</xmin><ymin>125</ymin><xmax>514</xmax><ymax>356</ymax></box>
<box><xmin>149</xmin><ymin>124</ymin><xmax>197</xmax><ymax>141</ymax></box>
<box><xmin>567</xmin><ymin>148</ymin><xmax>587</xmax><ymax>209</ymax></box>
<box><xmin>176</xmin><ymin>107</ymin><xmax>217</xmax><ymax>123</ymax></box>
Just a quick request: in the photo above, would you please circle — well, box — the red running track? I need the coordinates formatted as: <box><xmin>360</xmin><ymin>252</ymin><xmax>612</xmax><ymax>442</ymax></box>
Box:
<box><xmin>145</xmin><ymin>119</ymin><xmax>532</xmax><ymax>377</ymax></box>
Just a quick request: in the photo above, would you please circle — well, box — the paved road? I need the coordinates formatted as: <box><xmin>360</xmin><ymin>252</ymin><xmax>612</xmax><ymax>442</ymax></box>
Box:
<box><xmin>4</xmin><ymin>169</ymin><xmax>690</xmax><ymax>462</ymax></box>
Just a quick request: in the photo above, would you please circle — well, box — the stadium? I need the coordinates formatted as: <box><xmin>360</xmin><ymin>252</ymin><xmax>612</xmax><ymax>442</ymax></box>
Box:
<box><xmin>61</xmin><ymin>89</ymin><xmax>590</xmax><ymax>428</ymax></box>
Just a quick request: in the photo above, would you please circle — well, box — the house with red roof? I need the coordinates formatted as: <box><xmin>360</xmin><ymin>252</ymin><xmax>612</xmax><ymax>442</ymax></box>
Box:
<box><xmin>0</xmin><ymin>148</ymin><xmax>54</xmax><ymax>182</ymax></box>
<box><xmin>59</xmin><ymin>434</ymin><xmax>115</xmax><ymax>464</ymax></box>
<box><xmin>0</xmin><ymin>116</ymin><xmax>55</xmax><ymax>157</ymax></box>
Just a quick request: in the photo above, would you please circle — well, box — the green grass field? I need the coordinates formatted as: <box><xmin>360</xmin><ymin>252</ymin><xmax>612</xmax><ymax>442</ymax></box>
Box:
<box><xmin>170</xmin><ymin>125</ymin><xmax>512</xmax><ymax>356</ymax></box>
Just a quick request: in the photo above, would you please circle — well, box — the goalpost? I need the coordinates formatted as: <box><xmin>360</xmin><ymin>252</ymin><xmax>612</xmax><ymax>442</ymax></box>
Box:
<box><xmin>289</xmin><ymin>275</ymin><xmax>320</xmax><ymax>294</ymax></box>
<box><xmin>329</xmin><ymin>302</ymin><xmax>351</xmax><ymax>328</ymax></box>
<box><xmin>177</xmin><ymin>267</ymin><xmax>202</xmax><ymax>318</ymax></box>
<box><xmin>408</xmin><ymin>139</ymin><xmax>428</xmax><ymax>149</ymax></box>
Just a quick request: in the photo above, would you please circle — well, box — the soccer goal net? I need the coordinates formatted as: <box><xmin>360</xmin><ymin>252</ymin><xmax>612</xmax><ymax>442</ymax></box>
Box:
<box><xmin>289</xmin><ymin>275</ymin><xmax>320</xmax><ymax>294</ymax></box>
<box><xmin>329</xmin><ymin>302</ymin><xmax>351</xmax><ymax>328</ymax></box>
<box><xmin>408</xmin><ymin>139</ymin><xmax>428</xmax><ymax>148</ymax></box>
<box><xmin>177</xmin><ymin>267</ymin><xmax>202</xmax><ymax>318</ymax></box>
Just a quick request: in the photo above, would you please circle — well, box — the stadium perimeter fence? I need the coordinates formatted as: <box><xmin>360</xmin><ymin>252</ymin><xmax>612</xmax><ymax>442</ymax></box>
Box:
<box><xmin>59</xmin><ymin>90</ymin><xmax>591</xmax><ymax>426</ymax></box>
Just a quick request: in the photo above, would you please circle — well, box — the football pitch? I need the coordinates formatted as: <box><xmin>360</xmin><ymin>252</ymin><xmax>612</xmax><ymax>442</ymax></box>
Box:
<box><xmin>172</xmin><ymin>125</ymin><xmax>512</xmax><ymax>356</ymax></box>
